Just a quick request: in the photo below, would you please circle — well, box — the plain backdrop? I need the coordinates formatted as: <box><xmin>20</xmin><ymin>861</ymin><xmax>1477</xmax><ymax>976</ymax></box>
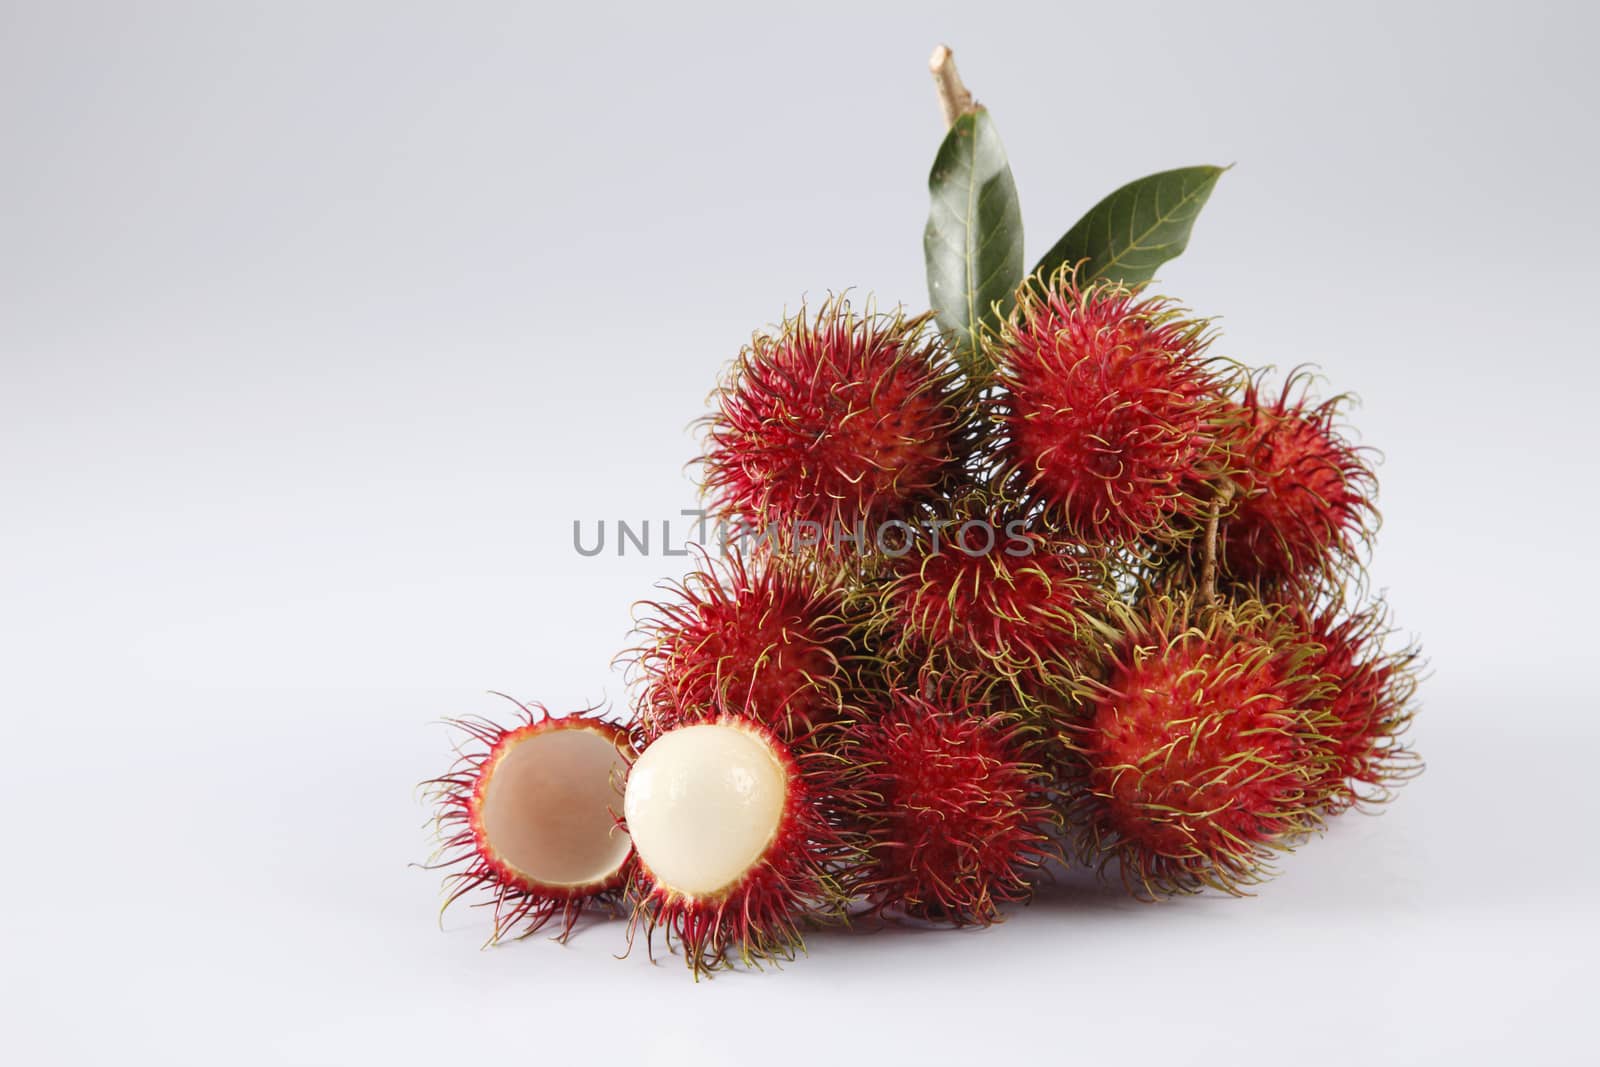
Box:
<box><xmin>3</xmin><ymin>1</ymin><xmax>1597</xmax><ymax>1064</ymax></box>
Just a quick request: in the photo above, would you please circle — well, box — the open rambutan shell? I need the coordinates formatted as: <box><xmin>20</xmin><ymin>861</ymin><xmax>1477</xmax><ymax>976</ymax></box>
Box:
<box><xmin>622</xmin><ymin>716</ymin><xmax>860</xmax><ymax>976</ymax></box>
<box><xmin>420</xmin><ymin>699</ymin><xmax>635</xmax><ymax>943</ymax></box>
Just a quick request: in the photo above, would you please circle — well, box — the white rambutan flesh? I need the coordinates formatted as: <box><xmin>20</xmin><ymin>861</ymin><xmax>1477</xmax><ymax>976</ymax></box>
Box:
<box><xmin>623</xmin><ymin>722</ymin><xmax>789</xmax><ymax>897</ymax></box>
<box><xmin>481</xmin><ymin>725</ymin><xmax>633</xmax><ymax>889</ymax></box>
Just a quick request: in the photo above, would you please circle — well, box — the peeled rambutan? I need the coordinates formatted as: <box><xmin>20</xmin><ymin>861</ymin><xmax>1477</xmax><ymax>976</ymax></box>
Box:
<box><xmin>991</xmin><ymin>270</ymin><xmax>1238</xmax><ymax>546</ymax></box>
<box><xmin>877</xmin><ymin>510</ymin><xmax>1111</xmax><ymax>695</ymax></box>
<box><xmin>420</xmin><ymin>699</ymin><xmax>634</xmax><ymax>942</ymax></box>
<box><xmin>700</xmin><ymin>298</ymin><xmax>966</xmax><ymax>540</ymax></box>
<box><xmin>1215</xmin><ymin>371</ymin><xmax>1377</xmax><ymax>592</ymax></box>
<box><xmin>1066</xmin><ymin>595</ymin><xmax>1338</xmax><ymax>897</ymax></box>
<box><xmin>622</xmin><ymin>716</ymin><xmax>860</xmax><ymax>976</ymax></box>
<box><xmin>629</xmin><ymin>551</ymin><xmax>858</xmax><ymax>745</ymax></box>
<box><xmin>846</xmin><ymin>688</ymin><xmax>1058</xmax><ymax>924</ymax></box>
<box><xmin>1295</xmin><ymin>602</ymin><xmax>1422</xmax><ymax>811</ymax></box>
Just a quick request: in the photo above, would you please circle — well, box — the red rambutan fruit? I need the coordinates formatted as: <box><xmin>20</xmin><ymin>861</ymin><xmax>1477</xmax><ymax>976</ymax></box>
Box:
<box><xmin>846</xmin><ymin>688</ymin><xmax>1058</xmax><ymax>924</ymax></box>
<box><xmin>700</xmin><ymin>298</ymin><xmax>966</xmax><ymax>542</ymax></box>
<box><xmin>1066</xmin><ymin>595</ymin><xmax>1338</xmax><ymax>897</ymax></box>
<box><xmin>1295</xmin><ymin>602</ymin><xmax>1422</xmax><ymax>811</ymax></box>
<box><xmin>991</xmin><ymin>271</ymin><xmax>1238</xmax><ymax>546</ymax></box>
<box><xmin>878</xmin><ymin>513</ymin><xmax>1111</xmax><ymax>694</ymax></box>
<box><xmin>1216</xmin><ymin>371</ymin><xmax>1378</xmax><ymax>592</ymax></box>
<box><xmin>420</xmin><ymin>699</ymin><xmax>635</xmax><ymax>943</ymax></box>
<box><xmin>622</xmin><ymin>716</ymin><xmax>861</xmax><ymax>976</ymax></box>
<box><xmin>629</xmin><ymin>551</ymin><xmax>858</xmax><ymax>745</ymax></box>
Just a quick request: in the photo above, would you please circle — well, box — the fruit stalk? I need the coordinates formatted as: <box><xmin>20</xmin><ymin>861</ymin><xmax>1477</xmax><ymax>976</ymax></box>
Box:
<box><xmin>1200</xmin><ymin>480</ymin><xmax>1236</xmax><ymax>605</ymax></box>
<box><xmin>929</xmin><ymin>44</ymin><xmax>975</xmax><ymax>128</ymax></box>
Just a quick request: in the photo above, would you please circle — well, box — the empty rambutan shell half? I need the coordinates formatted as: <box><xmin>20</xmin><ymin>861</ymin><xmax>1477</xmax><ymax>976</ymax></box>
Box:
<box><xmin>622</xmin><ymin>716</ymin><xmax>857</xmax><ymax>976</ymax></box>
<box><xmin>421</xmin><ymin>701</ymin><xmax>634</xmax><ymax>943</ymax></box>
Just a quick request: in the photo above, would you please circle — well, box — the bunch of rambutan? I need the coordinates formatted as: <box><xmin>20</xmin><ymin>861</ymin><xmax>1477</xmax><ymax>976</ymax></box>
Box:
<box><xmin>416</xmin><ymin>45</ymin><xmax>1422</xmax><ymax>977</ymax></box>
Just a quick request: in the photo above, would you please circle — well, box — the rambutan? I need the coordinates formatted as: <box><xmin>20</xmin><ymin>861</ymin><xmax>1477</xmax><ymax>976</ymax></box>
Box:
<box><xmin>991</xmin><ymin>270</ymin><xmax>1238</xmax><ymax>546</ymax></box>
<box><xmin>420</xmin><ymin>699</ymin><xmax>634</xmax><ymax>942</ymax></box>
<box><xmin>1295</xmin><ymin>602</ymin><xmax>1421</xmax><ymax>811</ymax></box>
<box><xmin>629</xmin><ymin>551</ymin><xmax>858</xmax><ymax>745</ymax></box>
<box><xmin>1066</xmin><ymin>595</ymin><xmax>1338</xmax><ymax>897</ymax></box>
<box><xmin>846</xmin><ymin>688</ymin><xmax>1058</xmax><ymax>924</ymax></box>
<box><xmin>1215</xmin><ymin>371</ymin><xmax>1377</xmax><ymax>592</ymax></box>
<box><xmin>622</xmin><ymin>716</ymin><xmax>860</xmax><ymax>976</ymax></box>
<box><xmin>408</xmin><ymin>53</ymin><xmax>1429</xmax><ymax>971</ymax></box>
<box><xmin>876</xmin><ymin>510</ymin><xmax>1111</xmax><ymax>695</ymax></box>
<box><xmin>700</xmin><ymin>298</ymin><xmax>966</xmax><ymax>542</ymax></box>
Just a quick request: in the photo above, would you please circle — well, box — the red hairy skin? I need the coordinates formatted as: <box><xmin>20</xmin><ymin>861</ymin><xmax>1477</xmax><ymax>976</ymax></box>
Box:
<box><xmin>847</xmin><ymin>689</ymin><xmax>1059</xmax><ymax>924</ymax></box>
<box><xmin>1217</xmin><ymin>371</ymin><xmax>1377</xmax><ymax>593</ymax></box>
<box><xmin>1294</xmin><ymin>603</ymin><xmax>1422</xmax><ymax>811</ymax></box>
<box><xmin>628</xmin><ymin>551</ymin><xmax>859</xmax><ymax>746</ymax></box>
<box><xmin>419</xmin><ymin>699</ymin><xmax>634</xmax><ymax>943</ymax></box>
<box><xmin>700</xmin><ymin>299</ymin><xmax>967</xmax><ymax>541</ymax></box>
<box><xmin>624</xmin><ymin>716</ymin><xmax>864</xmax><ymax>978</ymax></box>
<box><xmin>1066</xmin><ymin>596</ymin><xmax>1339</xmax><ymax>898</ymax></box>
<box><xmin>879</xmin><ymin>518</ymin><xmax>1110</xmax><ymax>695</ymax></box>
<box><xmin>991</xmin><ymin>272</ymin><xmax>1239</xmax><ymax>546</ymax></box>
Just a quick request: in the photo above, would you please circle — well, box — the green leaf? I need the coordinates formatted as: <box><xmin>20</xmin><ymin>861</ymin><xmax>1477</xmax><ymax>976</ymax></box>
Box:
<box><xmin>923</xmin><ymin>108</ymin><xmax>1024</xmax><ymax>368</ymax></box>
<box><xmin>1034</xmin><ymin>165</ymin><xmax>1226</xmax><ymax>288</ymax></box>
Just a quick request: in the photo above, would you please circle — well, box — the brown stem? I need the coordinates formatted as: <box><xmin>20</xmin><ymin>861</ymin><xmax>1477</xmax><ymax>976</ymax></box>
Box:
<box><xmin>929</xmin><ymin>44</ymin><xmax>976</xmax><ymax>129</ymax></box>
<box><xmin>1200</xmin><ymin>480</ymin><xmax>1236</xmax><ymax>605</ymax></box>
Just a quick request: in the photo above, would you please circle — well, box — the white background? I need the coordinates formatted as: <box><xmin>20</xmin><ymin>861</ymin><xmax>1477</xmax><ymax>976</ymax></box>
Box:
<box><xmin>3</xmin><ymin>2</ymin><xmax>1597</xmax><ymax>1064</ymax></box>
